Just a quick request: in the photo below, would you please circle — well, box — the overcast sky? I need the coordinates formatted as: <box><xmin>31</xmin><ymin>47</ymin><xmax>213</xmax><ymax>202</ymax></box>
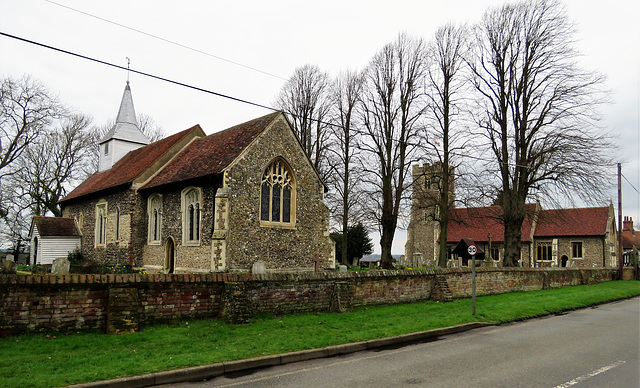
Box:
<box><xmin>1</xmin><ymin>0</ymin><xmax>638</xmax><ymax>254</ymax></box>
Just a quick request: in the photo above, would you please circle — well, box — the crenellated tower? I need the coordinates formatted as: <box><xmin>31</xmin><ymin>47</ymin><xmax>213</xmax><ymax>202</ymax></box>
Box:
<box><xmin>404</xmin><ymin>162</ymin><xmax>455</xmax><ymax>267</ymax></box>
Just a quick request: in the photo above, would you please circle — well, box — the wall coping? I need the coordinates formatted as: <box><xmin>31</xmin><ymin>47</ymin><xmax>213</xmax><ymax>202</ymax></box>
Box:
<box><xmin>0</xmin><ymin>267</ymin><xmax>630</xmax><ymax>286</ymax></box>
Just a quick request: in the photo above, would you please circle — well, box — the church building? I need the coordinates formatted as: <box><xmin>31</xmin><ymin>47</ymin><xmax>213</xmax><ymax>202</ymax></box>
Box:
<box><xmin>59</xmin><ymin>83</ymin><xmax>334</xmax><ymax>273</ymax></box>
<box><xmin>405</xmin><ymin>163</ymin><xmax>618</xmax><ymax>268</ymax></box>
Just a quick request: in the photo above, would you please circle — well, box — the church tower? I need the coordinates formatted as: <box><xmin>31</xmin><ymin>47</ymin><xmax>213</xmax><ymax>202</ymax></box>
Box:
<box><xmin>404</xmin><ymin>162</ymin><xmax>455</xmax><ymax>266</ymax></box>
<box><xmin>98</xmin><ymin>82</ymin><xmax>150</xmax><ymax>172</ymax></box>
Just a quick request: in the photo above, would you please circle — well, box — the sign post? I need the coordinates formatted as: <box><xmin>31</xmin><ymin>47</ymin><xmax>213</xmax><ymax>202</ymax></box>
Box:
<box><xmin>468</xmin><ymin>244</ymin><xmax>478</xmax><ymax>315</ymax></box>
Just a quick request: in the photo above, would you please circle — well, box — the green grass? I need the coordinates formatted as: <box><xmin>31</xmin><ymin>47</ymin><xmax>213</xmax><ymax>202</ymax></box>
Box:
<box><xmin>1</xmin><ymin>280</ymin><xmax>638</xmax><ymax>388</ymax></box>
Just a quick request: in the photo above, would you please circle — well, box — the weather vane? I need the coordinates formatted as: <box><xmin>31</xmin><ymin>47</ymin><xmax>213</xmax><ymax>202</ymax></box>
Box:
<box><xmin>126</xmin><ymin>57</ymin><xmax>131</xmax><ymax>83</ymax></box>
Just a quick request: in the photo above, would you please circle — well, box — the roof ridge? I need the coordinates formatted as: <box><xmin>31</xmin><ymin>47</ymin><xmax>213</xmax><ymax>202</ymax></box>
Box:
<box><xmin>140</xmin><ymin>112</ymin><xmax>281</xmax><ymax>190</ymax></box>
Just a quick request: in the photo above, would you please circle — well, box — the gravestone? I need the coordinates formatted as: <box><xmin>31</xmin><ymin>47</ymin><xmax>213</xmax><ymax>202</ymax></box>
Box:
<box><xmin>1</xmin><ymin>260</ymin><xmax>16</xmax><ymax>274</ymax></box>
<box><xmin>338</xmin><ymin>265</ymin><xmax>347</xmax><ymax>273</ymax></box>
<box><xmin>51</xmin><ymin>257</ymin><xmax>70</xmax><ymax>275</ymax></box>
<box><xmin>251</xmin><ymin>260</ymin><xmax>266</xmax><ymax>274</ymax></box>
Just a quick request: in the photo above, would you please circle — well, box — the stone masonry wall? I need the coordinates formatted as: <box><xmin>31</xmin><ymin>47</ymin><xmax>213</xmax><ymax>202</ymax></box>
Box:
<box><xmin>141</xmin><ymin>184</ymin><xmax>218</xmax><ymax>272</ymax></box>
<box><xmin>224</xmin><ymin>116</ymin><xmax>333</xmax><ymax>271</ymax></box>
<box><xmin>62</xmin><ymin>189</ymin><xmax>141</xmax><ymax>266</ymax></box>
<box><xmin>0</xmin><ymin>268</ymin><xmax>634</xmax><ymax>335</ymax></box>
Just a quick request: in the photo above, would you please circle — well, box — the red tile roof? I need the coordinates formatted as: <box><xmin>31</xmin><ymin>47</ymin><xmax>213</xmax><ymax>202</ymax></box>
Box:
<box><xmin>142</xmin><ymin>111</ymin><xmax>281</xmax><ymax>190</ymax></box>
<box><xmin>60</xmin><ymin>126</ymin><xmax>199</xmax><ymax>203</ymax></box>
<box><xmin>622</xmin><ymin>218</ymin><xmax>640</xmax><ymax>249</ymax></box>
<box><xmin>32</xmin><ymin>216</ymin><xmax>80</xmax><ymax>237</ymax></box>
<box><xmin>622</xmin><ymin>230</ymin><xmax>640</xmax><ymax>250</ymax></box>
<box><xmin>446</xmin><ymin>204</ymin><xmax>537</xmax><ymax>243</ymax></box>
<box><xmin>534</xmin><ymin>207</ymin><xmax>611</xmax><ymax>237</ymax></box>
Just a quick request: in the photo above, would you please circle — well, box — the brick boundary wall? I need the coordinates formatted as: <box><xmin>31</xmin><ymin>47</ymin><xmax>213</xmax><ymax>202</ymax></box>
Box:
<box><xmin>0</xmin><ymin>268</ymin><xmax>635</xmax><ymax>336</ymax></box>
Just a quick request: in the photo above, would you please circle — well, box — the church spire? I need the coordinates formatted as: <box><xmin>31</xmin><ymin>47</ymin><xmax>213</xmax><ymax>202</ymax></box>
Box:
<box><xmin>100</xmin><ymin>82</ymin><xmax>149</xmax><ymax>145</ymax></box>
<box><xmin>98</xmin><ymin>82</ymin><xmax>151</xmax><ymax>172</ymax></box>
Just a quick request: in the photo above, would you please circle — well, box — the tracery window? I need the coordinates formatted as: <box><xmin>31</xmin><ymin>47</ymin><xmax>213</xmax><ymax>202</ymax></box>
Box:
<box><xmin>260</xmin><ymin>159</ymin><xmax>295</xmax><ymax>227</ymax></box>
<box><xmin>182</xmin><ymin>187</ymin><xmax>202</xmax><ymax>244</ymax></box>
<box><xmin>148</xmin><ymin>194</ymin><xmax>162</xmax><ymax>244</ymax></box>
<box><xmin>95</xmin><ymin>202</ymin><xmax>107</xmax><ymax>247</ymax></box>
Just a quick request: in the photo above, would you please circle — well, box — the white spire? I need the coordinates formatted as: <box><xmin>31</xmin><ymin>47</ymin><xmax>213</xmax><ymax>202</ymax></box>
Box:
<box><xmin>99</xmin><ymin>82</ymin><xmax>150</xmax><ymax>145</ymax></box>
<box><xmin>98</xmin><ymin>82</ymin><xmax>151</xmax><ymax>172</ymax></box>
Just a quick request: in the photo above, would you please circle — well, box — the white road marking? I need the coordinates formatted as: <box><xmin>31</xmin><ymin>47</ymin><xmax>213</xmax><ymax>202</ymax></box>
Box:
<box><xmin>554</xmin><ymin>360</ymin><xmax>627</xmax><ymax>388</ymax></box>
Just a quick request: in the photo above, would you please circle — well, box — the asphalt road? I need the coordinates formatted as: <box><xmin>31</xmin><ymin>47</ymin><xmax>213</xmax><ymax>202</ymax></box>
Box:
<box><xmin>167</xmin><ymin>298</ymin><xmax>639</xmax><ymax>388</ymax></box>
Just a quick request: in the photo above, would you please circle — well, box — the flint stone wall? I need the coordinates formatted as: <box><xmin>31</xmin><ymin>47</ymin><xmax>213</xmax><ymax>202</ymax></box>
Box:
<box><xmin>0</xmin><ymin>267</ymin><xmax>634</xmax><ymax>336</ymax></box>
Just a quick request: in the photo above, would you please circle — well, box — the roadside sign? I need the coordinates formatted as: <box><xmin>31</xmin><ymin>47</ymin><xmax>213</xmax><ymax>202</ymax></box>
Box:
<box><xmin>468</xmin><ymin>243</ymin><xmax>478</xmax><ymax>316</ymax></box>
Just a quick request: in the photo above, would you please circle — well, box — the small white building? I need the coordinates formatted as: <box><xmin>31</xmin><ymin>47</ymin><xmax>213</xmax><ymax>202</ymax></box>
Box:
<box><xmin>29</xmin><ymin>216</ymin><xmax>81</xmax><ymax>265</ymax></box>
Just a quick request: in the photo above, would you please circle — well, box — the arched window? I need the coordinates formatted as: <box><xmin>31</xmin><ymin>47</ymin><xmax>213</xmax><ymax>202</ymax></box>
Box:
<box><xmin>182</xmin><ymin>187</ymin><xmax>202</xmax><ymax>244</ymax></box>
<box><xmin>260</xmin><ymin>159</ymin><xmax>295</xmax><ymax>227</ymax></box>
<box><xmin>147</xmin><ymin>194</ymin><xmax>162</xmax><ymax>244</ymax></box>
<box><xmin>95</xmin><ymin>202</ymin><xmax>107</xmax><ymax>247</ymax></box>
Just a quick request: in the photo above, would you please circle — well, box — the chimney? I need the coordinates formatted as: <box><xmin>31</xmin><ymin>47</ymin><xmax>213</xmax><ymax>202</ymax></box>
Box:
<box><xmin>623</xmin><ymin>217</ymin><xmax>634</xmax><ymax>234</ymax></box>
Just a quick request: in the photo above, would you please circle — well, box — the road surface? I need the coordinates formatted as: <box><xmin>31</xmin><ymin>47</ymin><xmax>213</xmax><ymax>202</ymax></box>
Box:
<box><xmin>166</xmin><ymin>297</ymin><xmax>639</xmax><ymax>388</ymax></box>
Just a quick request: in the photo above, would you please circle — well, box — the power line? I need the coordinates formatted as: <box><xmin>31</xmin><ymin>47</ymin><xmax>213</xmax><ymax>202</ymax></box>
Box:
<box><xmin>0</xmin><ymin>31</ymin><xmax>627</xmax><ymax>177</ymax></box>
<box><xmin>622</xmin><ymin>173</ymin><xmax>640</xmax><ymax>196</ymax></box>
<box><xmin>43</xmin><ymin>0</ymin><xmax>288</xmax><ymax>81</ymax></box>
<box><xmin>0</xmin><ymin>31</ymin><xmax>277</xmax><ymax>112</ymax></box>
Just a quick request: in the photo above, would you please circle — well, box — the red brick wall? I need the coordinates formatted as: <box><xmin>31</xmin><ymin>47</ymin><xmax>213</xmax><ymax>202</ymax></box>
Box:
<box><xmin>0</xmin><ymin>268</ymin><xmax>634</xmax><ymax>336</ymax></box>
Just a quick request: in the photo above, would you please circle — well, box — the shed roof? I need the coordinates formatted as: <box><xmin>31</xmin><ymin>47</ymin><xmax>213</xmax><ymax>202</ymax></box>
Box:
<box><xmin>31</xmin><ymin>216</ymin><xmax>80</xmax><ymax>237</ymax></box>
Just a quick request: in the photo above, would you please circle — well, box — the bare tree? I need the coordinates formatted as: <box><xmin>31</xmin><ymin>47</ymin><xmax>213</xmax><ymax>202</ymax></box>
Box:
<box><xmin>360</xmin><ymin>34</ymin><xmax>428</xmax><ymax>268</ymax></box>
<box><xmin>0</xmin><ymin>76</ymin><xmax>62</xmax><ymax>251</ymax></box>
<box><xmin>421</xmin><ymin>24</ymin><xmax>471</xmax><ymax>267</ymax></box>
<box><xmin>325</xmin><ymin>70</ymin><xmax>366</xmax><ymax>265</ymax></box>
<box><xmin>469</xmin><ymin>0</ymin><xmax>612</xmax><ymax>266</ymax></box>
<box><xmin>275</xmin><ymin>64</ymin><xmax>332</xmax><ymax>178</ymax></box>
<box><xmin>0</xmin><ymin>187</ymin><xmax>32</xmax><ymax>263</ymax></box>
<box><xmin>15</xmin><ymin>113</ymin><xmax>94</xmax><ymax>217</ymax></box>
<box><xmin>0</xmin><ymin>76</ymin><xmax>62</xmax><ymax>179</ymax></box>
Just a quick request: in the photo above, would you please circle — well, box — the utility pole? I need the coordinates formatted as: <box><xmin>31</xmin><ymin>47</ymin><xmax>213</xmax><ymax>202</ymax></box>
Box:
<box><xmin>618</xmin><ymin>163</ymin><xmax>623</xmax><ymax>279</ymax></box>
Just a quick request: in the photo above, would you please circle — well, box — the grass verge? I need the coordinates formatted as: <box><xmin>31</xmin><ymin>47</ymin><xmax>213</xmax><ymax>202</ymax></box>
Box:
<box><xmin>1</xmin><ymin>280</ymin><xmax>638</xmax><ymax>388</ymax></box>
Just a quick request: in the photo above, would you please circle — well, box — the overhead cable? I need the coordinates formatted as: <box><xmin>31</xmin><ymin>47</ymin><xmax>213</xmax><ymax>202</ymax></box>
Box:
<box><xmin>0</xmin><ymin>31</ymin><xmax>277</xmax><ymax>112</ymax></box>
<box><xmin>0</xmin><ymin>31</ymin><xmax>624</xmax><ymax>174</ymax></box>
<box><xmin>43</xmin><ymin>0</ymin><xmax>288</xmax><ymax>81</ymax></box>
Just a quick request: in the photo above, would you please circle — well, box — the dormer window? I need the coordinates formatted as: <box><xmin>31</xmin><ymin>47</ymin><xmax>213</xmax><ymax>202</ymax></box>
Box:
<box><xmin>104</xmin><ymin>142</ymin><xmax>109</xmax><ymax>155</ymax></box>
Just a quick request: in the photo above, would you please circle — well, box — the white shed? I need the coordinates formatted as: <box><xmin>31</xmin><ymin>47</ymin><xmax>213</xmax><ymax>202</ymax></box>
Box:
<box><xmin>29</xmin><ymin>216</ymin><xmax>81</xmax><ymax>265</ymax></box>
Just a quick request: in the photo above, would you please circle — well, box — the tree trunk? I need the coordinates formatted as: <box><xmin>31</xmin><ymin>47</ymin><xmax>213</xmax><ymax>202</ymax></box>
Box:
<box><xmin>341</xmin><ymin>135</ymin><xmax>350</xmax><ymax>266</ymax></box>
<box><xmin>380</xmin><ymin>227</ymin><xmax>395</xmax><ymax>269</ymax></box>
<box><xmin>502</xmin><ymin>195</ymin><xmax>525</xmax><ymax>267</ymax></box>
<box><xmin>341</xmin><ymin>226</ymin><xmax>349</xmax><ymax>266</ymax></box>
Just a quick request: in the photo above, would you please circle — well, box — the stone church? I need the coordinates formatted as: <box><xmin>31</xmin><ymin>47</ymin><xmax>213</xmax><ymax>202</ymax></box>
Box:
<box><xmin>405</xmin><ymin>163</ymin><xmax>618</xmax><ymax>268</ymax></box>
<box><xmin>60</xmin><ymin>83</ymin><xmax>334</xmax><ymax>273</ymax></box>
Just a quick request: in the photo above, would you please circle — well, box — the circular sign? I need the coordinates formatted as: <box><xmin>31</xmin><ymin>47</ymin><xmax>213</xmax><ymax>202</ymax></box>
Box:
<box><xmin>467</xmin><ymin>244</ymin><xmax>478</xmax><ymax>256</ymax></box>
